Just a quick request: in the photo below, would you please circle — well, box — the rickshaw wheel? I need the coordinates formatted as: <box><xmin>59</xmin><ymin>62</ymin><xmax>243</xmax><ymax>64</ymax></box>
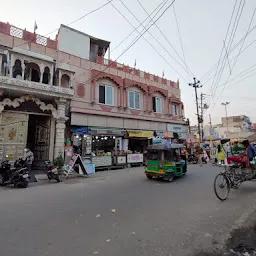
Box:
<box><xmin>214</xmin><ymin>173</ymin><xmax>230</xmax><ymax>201</ymax></box>
<box><xmin>165</xmin><ymin>173</ymin><xmax>174</xmax><ymax>182</ymax></box>
<box><xmin>146</xmin><ymin>174</ymin><xmax>153</xmax><ymax>179</ymax></box>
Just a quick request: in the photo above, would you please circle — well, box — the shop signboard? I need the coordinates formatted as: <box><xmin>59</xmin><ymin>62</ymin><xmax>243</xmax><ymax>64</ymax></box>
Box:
<box><xmin>65</xmin><ymin>154</ymin><xmax>88</xmax><ymax>175</ymax></box>
<box><xmin>127</xmin><ymin>153</ymin><xmax>143</xmax><ymax>163</ymax></box>
<box><xmin>152</xmin><ymin>138</ymin><xmax>162</xmax><ymax>144</ymax></box>
<box><xmin>167</xmin><ymin>124</ymin><xmax>188</xmax><ymax>133</ymax></box>
<box><xmin>83</xmin><ymin>163</ymin><xmax>95</xmax><ymax>175</ymax></box>
<box><xmin>128</xmin><ymin>131</ymin><xmax>153</xmax><ymax>137</ymax></box>
<box><xmin>163</xmin><ymin>131</ymin><xmax>174</xmax><ymax>138</ymax></box>
<box><xmin>117</xmin><ymin>156</ymin><xmax>126</xmax><ymax>165</ymax></box>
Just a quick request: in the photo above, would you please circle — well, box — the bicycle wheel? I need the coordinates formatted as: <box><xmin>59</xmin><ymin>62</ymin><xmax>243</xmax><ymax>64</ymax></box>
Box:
<box><xmin>214</xmin><ymin>173</ymin><xmax>230</xmax><ymax>201</ymax></box>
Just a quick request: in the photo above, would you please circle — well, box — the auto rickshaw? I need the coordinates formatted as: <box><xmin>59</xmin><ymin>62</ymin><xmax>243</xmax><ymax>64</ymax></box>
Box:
<box><xmin>144</xmin><ymin>143</ymin><xmax>187</xmax><ymax>182</ymax></box>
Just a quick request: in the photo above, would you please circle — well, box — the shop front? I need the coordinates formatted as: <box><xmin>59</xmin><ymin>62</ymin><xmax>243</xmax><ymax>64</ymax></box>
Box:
<box><xmin>167</xmin><ymin>124</ymin><xmax>188</xmax><ymax>143</ymax></box>
<box><xmin>126</xmin><ymin>130</ymin><xmax>153</xmax><ymax>166</ymax></box>
<box><xmin>0</xmin><ymin>95</ymin><xmax>69</xmax><ymax>168</ymax></box>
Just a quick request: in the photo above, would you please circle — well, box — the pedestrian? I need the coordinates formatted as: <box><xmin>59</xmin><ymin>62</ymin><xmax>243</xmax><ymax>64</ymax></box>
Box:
<box><xmin>195</xmin><ymin>145</ymin><xmax>203</xmax><ymax>167</ymax></box>
<box><xmin>217</xmin><ymin>145</ymin><xmax>225</xmax><ymax>165</ymax></box>
<box><xmin>23</xmin><ymin>148</ymin><xmax>35</xmax><ymax>182</ymax></box>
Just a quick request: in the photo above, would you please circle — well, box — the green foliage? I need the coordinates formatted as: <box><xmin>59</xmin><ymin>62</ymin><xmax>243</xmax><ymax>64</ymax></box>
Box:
<box><xmin>53</xmin><ymin>155</ymin><xmax>65</xmax><ymax>169</ymax></box>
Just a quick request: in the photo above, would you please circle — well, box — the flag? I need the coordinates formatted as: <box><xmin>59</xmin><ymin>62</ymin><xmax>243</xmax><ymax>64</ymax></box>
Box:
<box><xmin>134</xmin><ymin>59</ymin><xmax>136</xmax><ymax>67</ymax></box>
<box><xmin>34</xmin><ymin>21</ymin><xmax>38</xmax><ymax>33</ymax></box>
<box><xmin>162</xmin><ymin>70</ymin><xmax>164</xmax><ymax>77</ymax></box>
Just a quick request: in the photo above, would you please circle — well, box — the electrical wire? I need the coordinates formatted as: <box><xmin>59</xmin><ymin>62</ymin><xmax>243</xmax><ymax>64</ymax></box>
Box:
<box><xmin>65</xmin><ymin>0</ymin><xmax>178</xmax><ymax>88</ymax></box>
<box><xmin>57</xmin><ymin>0</ymin><xmax>170</xmax><ymax>87</ymax></box>
<box><xmin>202</xmin><ymin>35</ymin><xmax>256</xmax><ymax>87</ymax></box>
<box><xmin>172</xmin><ymin>2</ymin><xmax>190</xmax><ymax>78</ymax></box>
<box><xmin>114</xmin><ymin>0</ymin><xmax>189</xmax><ymax>81</ymax></box>
<box><xmin>11</xmin><ymin>0</ymin><xmax>115</xmax><ymax>49</ymax></box>
<box><xmin>215</xmin><ymin>5</ymin><xmax>256</xmax><ymax>99</ymax></box>
<box><xmin>136</xmin><ymin>0</ymin><xmax>194</xmax><ymax>77</ymax></box>
<box><xmin>212</xmin><ymin>0</ymin><xmax>245</xmax><ymax>99</ymax></box>
<box><xmin>208</xmin><ymin>0</ymin><xmax>238</xmax><ymax>97</ymax></box>
<box><xmin>200</xmin><ymin>8</ymin><xmax>256</xmax><ymax>84</ymax></box>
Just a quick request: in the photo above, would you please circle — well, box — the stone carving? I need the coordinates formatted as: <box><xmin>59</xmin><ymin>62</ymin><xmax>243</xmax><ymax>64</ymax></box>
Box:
<box><xmin>0</xmin><ymin>76</ymin><xmax>74</xmax><ymax>97</ymax></box>
<box><xmin>10</xmin><ymin>26</ymin><xmax>23</xmax><ymax>39</ymax></box>
<box><xmin>0</xmin><ymin>95</ymin><xmax>58</xmax><ymax>118</ymax></box>
<box><xmin>36</xmin><ymin>35</ymin><xmax>47</xmax><ymax>46</ymax></box>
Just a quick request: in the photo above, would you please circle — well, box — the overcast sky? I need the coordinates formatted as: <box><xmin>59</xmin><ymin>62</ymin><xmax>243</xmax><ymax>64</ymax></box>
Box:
<box><xmin>2</xmin><ymin>0</ymin><xmax>256</xmax><ymax>125</ymax></box>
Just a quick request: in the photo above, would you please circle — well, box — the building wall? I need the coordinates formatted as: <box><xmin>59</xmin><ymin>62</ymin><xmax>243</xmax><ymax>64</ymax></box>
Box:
<box><xmin>0</xmin><ymin>21</ymin><xmax>186</xmax><ymax>133</ymax></box>
<box><xmin>221</xmin><ymin>115</ymin><xmax>252</xmax><ymax>132</ymax></box>
<box><xmin>57</xmin><ymin>25</ymin><xmax>90</xmax><ymax>60</ymax></box>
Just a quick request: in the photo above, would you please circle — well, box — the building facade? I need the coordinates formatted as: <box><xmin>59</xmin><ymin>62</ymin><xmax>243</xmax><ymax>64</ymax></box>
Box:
<box><xmin>57</xmin><ymin>26</ymin><xmax>187</xmax><ymax>138</ymax></box>
<box><xmin>0</xmin><ymin>21</ymin><xmax>74</xmax><ymax>166</ymax></box>
<box><xmin>221</xmin><ymin>115</ymin><xmax>252</xmax><ymax>132</ymax></box>
<box><xmin>0</xmin><ymin>21</ymin><xmax>187</xmax><ymax>166</ymax></box>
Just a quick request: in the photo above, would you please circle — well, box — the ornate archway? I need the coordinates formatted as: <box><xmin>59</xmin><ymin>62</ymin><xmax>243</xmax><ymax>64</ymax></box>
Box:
<box><xmin>0</xmin><ymin>95</ymin><xmax>57</xmax><ymax>118</ymax></box>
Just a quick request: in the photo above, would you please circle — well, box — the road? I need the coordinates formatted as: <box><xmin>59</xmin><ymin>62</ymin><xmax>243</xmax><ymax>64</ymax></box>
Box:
<box><xmin>0</xmin><ymin>165</ymin><xmax>256</xmax><ymax>256</ymax></box>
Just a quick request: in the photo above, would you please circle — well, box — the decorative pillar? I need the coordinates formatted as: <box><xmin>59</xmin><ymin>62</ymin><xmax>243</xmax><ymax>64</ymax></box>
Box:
<box><xmin>21</xmin><ymin>61</ymin><xmax>25</xmax><ymax>80</ymax></box>
<box><xmin>40</xmin><ymin>64</ymin><xmax>44</xmax><ymax>83</ymax></box>
<box><xmin>120</xmin><ymin>86</ymin><xmax>124</xmax><ymax>107</ymax></box>
<box><xmin>0</xmin><ymin>55</ymin><xmax>2</xmax><ymax>76</ymax></box>
<box><xmin>91</xmin><ymin>80</ymin><xmax>96</xmax><ymax>103</ymax></box>
<box><xmin>54</xmin><ymin>98</ymin><xmax>68</xmax><ymax>158</ymax></box>
<box><xmin>9</xmin><ymin>54</ymin><xmax>14</xmax><ymax>78</ymax></box>
<box><xmin>58</xmin><ymin>70</ymin><xmax>62</xmax><ymax>87</ymax></box>
<box><xmin>124</xmin><ymin>88</ymin><xmax>127</xmax><ymax>108</ymax></box>
<box><xmin>51</xmin><ymin>65</ymin><xmax>54</xmax><ymax>85</ymax></box>
<box><xmin>147</xmin><ymin>93</ymin><xmax>152</xmax><ymax>112</ymax></box>
<box><xmin>168</xmin><ymin>99</ymin><xmax>171</xmax><ymax>115</ymax></box>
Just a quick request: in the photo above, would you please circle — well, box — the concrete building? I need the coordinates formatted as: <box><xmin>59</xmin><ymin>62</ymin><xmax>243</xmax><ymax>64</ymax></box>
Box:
<box><xmin>0</xmin><ymin>21</ymin><xmax>187</xmax><ymax>167</ymax></box>
<box><xmin>0</xmin><ymin>21</ymin><xmax>74</xmax><ymax>166</ymax></box>
<box><xmin>221</xmin><ymin>115</ymin><xmax>252</xmax><ymax>132</ymax></box>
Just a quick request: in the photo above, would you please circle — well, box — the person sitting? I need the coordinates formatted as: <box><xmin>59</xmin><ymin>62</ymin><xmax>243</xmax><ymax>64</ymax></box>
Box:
<box><xmin>241</xmin><ymin>140</ymin><xmax>255</xmax><ymax>168</ymax></box>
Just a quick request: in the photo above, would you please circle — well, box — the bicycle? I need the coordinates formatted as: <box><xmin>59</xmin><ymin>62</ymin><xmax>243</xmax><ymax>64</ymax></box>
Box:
<box><xmin>213</xmin><ymin>163</ymin><xmax>256</xmax><ymax>201</ymax></box>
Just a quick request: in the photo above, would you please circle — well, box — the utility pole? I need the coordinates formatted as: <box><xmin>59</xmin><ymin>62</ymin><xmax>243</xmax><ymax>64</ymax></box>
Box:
<box><xmin>189</xmin><ymin>78</ymin><xmax>202</xmax><ymax>142</ymax></box>
<box><xmin>199</xmin><ymin>93</ymin><xmax>209</xmax><ymax>141</ymax></box>
<box><xmin>209</xmin><ymin>114</ymin><xmax>212</xmax><ymax>128</ymax></box>
<box><xmin>221</xmin><ymin>102</ymin><xmax>230</xmax><ymax>137</ymax></box>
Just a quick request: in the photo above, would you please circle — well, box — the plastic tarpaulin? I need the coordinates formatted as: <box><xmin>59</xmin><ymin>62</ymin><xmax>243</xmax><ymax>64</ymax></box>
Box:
<box><xmin>71</xmin><ymin>126</ymin><xmax>88</xmax><ymax>136</ymax></box>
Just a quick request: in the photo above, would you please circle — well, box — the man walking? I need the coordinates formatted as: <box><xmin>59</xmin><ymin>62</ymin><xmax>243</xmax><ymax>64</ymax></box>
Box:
<box><xmin>23</xmin><ymin>148</ymin><xmax>35</xmax><ymax>182</ymax></box>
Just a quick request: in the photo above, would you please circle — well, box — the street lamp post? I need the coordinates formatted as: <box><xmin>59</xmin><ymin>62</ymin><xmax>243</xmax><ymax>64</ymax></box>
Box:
<box><xmin>221</xmin><ymin>102</ymin><xmax>230</xmax><ymax>137</ymax></box>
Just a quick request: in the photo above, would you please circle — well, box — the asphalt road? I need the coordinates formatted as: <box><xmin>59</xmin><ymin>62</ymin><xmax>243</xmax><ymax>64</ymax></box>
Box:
<box><xmin>1</xmin><ymin>165</ymin><xmax>256</xmax><ymax>256</ymax></box>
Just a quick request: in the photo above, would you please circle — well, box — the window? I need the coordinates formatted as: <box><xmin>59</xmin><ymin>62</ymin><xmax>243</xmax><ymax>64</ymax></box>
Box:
<box><xmin>128</xmin><ymin>91</ymin><xmax>141</xmax><ymax>109</ymax></box>
<box><xmin>172</xmin><ymin>104</ymin><xmax>179</xmax><ymax>116</ymax></box>
<box><xmin>99</xmin><ymin>85</ymin><xmax>113</xmax><ymax>105</ymax></box>
<box><xmin>152</xmin><ymin>97</ymin><xmax>162</xmax><ymax>113</ymax></box>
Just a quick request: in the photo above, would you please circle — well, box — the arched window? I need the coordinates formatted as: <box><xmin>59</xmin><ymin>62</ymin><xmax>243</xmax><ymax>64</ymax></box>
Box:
<box><xmin>61</xmin><ymin>74</ymin><xmax>70</xmax><ymax>88</ymax></box>
<box><xmin>12</xmin><ymin>59</ymin><xmax>22</xmax><ymax>79</ymax></box>
<box><xmin>24</xmin><ymin>62</ymin><xmax>40</xmax><ymax>82</ymax></box>
<box><xmin>42</xmin><ymin>67</ymin><xmax>50</xmax><ymax>84</ymax></box>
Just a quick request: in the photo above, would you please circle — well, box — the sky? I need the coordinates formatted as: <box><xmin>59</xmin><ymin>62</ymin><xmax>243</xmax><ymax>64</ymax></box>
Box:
<box><xmin>2</xmin><ymin>0</ymin><xmax>256</xmax><ymax>126</ymax></box>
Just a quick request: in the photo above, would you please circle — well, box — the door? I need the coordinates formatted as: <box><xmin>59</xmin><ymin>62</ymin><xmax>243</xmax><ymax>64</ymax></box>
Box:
<box><xmin>28</xmin><ymin>115</ymin><xmax>51</xmax><ymax>168</ymax></box>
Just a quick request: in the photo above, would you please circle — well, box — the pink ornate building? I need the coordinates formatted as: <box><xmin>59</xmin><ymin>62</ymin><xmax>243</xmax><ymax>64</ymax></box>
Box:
<box><xmin>0</xmin><ymin>21</ymin><xmax>187</xmax><ymax>165</ymax></box>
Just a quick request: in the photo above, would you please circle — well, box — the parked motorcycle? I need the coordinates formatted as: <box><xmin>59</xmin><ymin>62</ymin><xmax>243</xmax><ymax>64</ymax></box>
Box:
<box><xmin>188</xmin><ymin>154</ymin><xmax>198</xmax><ymax>164</ymax></box>
<box><xmin>0</xmin><ymin>157</ymin><xmax>30</xmax><ymax>188</ymax></box>
<box><xmin>44</xmin><ymin>161</ymin><xmax>60</xmax><ymax>183</ymax></box>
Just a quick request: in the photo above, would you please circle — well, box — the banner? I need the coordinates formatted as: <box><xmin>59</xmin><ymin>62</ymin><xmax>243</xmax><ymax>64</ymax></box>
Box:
<box><xmin>128</xmin><ymin>131</ymin><xmax>153</xmax><ymax>137</ymax></box>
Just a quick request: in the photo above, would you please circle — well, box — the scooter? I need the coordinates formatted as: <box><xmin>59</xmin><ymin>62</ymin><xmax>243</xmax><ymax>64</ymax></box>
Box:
<box><xmin>0</xmin><ymin>157</ymin><xmax>30</xmax><ymax>188</ymax></box>
<box><xmin>44</xmin><ymin>161</ymin><xmax>61</xmax><ymax>183</ymax></box>
<box><xmin>188</xmin><ymin>154</ymin><xmax>198</xmax><ymax>164</ymax></box>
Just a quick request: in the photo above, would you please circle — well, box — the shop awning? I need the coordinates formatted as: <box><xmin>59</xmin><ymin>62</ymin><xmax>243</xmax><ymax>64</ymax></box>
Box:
<box><xmin>154</xmin><ymin>131</ymin><xmax>174</xmax><ymax>138</ymax></box>
<box><xmin>128</xmin><ymin>130</ymin><xmax>153</xmax><ymax>138</ymax></box>
<box><xmin>88</xmin><ymin>127</ymin><xmax>126</xmax><ymax>136</ymax></box>
<box><xmin>71</xmin><ymin>126</ymin><xmax>88</xmax><ymax>136</ymax></box>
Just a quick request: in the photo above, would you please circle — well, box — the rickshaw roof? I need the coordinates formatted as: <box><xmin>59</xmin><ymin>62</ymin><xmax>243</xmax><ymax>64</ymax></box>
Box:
<box><xmin>147</xmin><ymin>143</ymin><xmax>184</xmax><ymax>150</ymax></box>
